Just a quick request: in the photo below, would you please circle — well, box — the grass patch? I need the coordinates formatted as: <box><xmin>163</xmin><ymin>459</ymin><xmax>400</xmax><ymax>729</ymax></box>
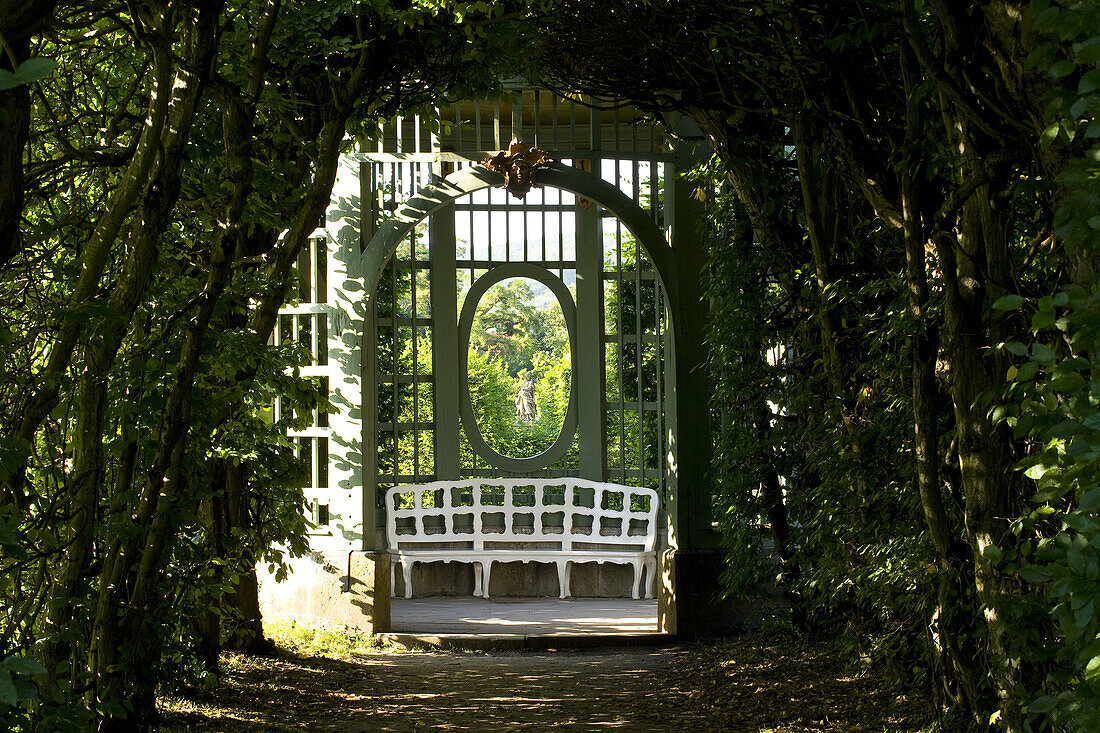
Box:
<box><xmin>263</xmin><ymin>618</ymin><xmax>382</xmax><ymax>658</ymax></box>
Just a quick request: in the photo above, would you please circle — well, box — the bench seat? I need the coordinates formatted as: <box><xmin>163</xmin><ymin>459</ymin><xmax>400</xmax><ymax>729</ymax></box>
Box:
<box><xmin>385</xmin><ymin>479</ymin><xmax>659</xmax><ymax>600</ymax></box>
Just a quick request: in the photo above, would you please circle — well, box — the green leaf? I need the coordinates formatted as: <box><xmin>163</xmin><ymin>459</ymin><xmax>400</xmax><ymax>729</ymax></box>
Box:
<box><xmin>1018</xmin><ymin>564</ymin><xmax>1053</xmax><ymax>583</ymax></box>
<box><xmin>994</xmin><ymin>294</ymin><xmax>1024</xmax><ymax>310</ymax></box>
<box><xmin>0</xmin><ymin>520</ymin><xmax>18</xmax><ymax>548</ymax></box>
<box><xmin>1043</xmin><ymin>122</ymin><xmax>1061</xmax><ymax>146</ymax></box>
<box><xmin>1074</xmin><ymin>599</ymin><xmax>1094</xmax><ymax>631</ymax></box>
<box><xmin>1028</xmin><ymin>695</ymin><xmax>1058</xmax><ymax>714</ymax></box>
<box><xmin>1005</xmin><ymin>341</ymin><xmax>1028</xmax><ymax>356</ymax></box>
<box><xmin>1081</xmin><ymin>488</ymin><xmax>1100</xmax><ymax>513</ymax></box>
<box><xmin>1016</xmin><ymin>361</ymin><xmax>1041</xmax><ymax>381</ymax></box>
<box><xmin>1032</xmin><ymin>343</ymin><xmax>1057</xmax><ymax>364</ymax></box>
<box><xmin>1025</xmin><ymin>462</ymin><xmax>1051</xmax><ymax>480</ymax></box>
<box><xmin>1050</xmin><ymin>373</ymin><xmax>1087</xmax><ymax>392</ymax></box>
<box><xmin>1086</xmin><ymin>654</ymin><xmax>1100</xmax><ymax>681</ymax></box>
<box><xmin>1050</xmin><ymin>59</ymin><xmax>1076</xmax><ymax>78</ymax></box>
<box><xmin>14</xmin><ymin>57</ymin><xmax>55</xmax><ymax>84</ymax></box>
<box><xmin>1064</xmin><ymin>512</ymin><xmax>1094</xmax><ymax>532</ymax></box>
<box><xmin>0</xmin><ymin>57</ymin><xmax>56</xmax><ymax>90</ymax></box>
<box><xmin>1032</xmin><ymin>309</ymin><xmax>1056</xmax><ymax>330</ymax></box>
<box><xmin>1081</xmin><ymin>69</ymin><xmax>1100</xmax><ymax>94</ymax></box>
<box><xmin>2</xmin><ymin>658</ymin><xmax>44</xmax><ymax>676</ymax></box>
<box><xmin>0</xmin><ymin>670</ymin><xmax>15</xmax><ymax>707</ymax></box>
<box><xmin>1077</xmin><ymin>38</ymin><xmax>1100</xmax><ymax>65</ymax></box>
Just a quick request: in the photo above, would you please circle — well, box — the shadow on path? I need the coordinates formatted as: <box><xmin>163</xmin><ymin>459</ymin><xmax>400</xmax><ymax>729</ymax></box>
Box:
<box><xmin>161</xmin><ymin>637</ymin><xmax>933</xmax><ymax>732</ymax></box>
<box><xmin>162</xmin><ymin>646</ymin><xmax>695</xmax><ymax>732</ymax></box>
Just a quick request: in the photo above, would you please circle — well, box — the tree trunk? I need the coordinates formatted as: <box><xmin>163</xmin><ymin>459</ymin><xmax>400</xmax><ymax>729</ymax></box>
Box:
<box><xmin>934</xmin><ymin>209</ymin><xmax>1020</xmax><ymax>729</ymax></box>
<box><xmin>35</xmin><ymin>2</ymin><xmax>225</xmax><ymax>724</ymax></box>
<box><xmin>0</xmin><ymin>47</ymin><xmax>28</xmax><ymax>268</ymax></box>
<box><xmin>791</xmin><ymin>112</ymin><xmax>846</xmax><ymax>399</ymax></box>
<box><xmin>0</xmin><ymin>1</ymin><xmax>60</xmax><ymax>267</ymax></box>
<box><xmin>222</xmin><ymin>461</ymin><xmax>267</xmax><ymax>652</ymax></box>
<box><xmin>899</xmin><ymin>137</ymin><xmax>984</xmax><ymax>720</ymax></box>
<box><xmin>7</xmin><ymin>38</ymin><xmax>173</xmax><ymax>510</ymax></box>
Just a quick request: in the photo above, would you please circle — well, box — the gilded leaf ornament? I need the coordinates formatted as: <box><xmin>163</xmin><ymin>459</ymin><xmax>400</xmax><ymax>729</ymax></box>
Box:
<box><xmin>484</xmin><ymin>136</ymin><xmax>552</xmax><ymax>198</ymax></box>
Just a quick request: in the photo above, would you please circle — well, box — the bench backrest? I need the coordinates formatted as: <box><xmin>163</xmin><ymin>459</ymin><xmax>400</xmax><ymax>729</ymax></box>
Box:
<box><xmin>385</xmin><ymin>479</ymin><xmax>659</xmax><ymax>553</ymax></box>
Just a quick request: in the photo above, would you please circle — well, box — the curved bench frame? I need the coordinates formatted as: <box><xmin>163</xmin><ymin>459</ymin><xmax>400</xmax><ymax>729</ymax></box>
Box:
<box><xmin>385</xmin><ymin>478</ymin><xmax>659</xmax><ymax>600</ymax></box>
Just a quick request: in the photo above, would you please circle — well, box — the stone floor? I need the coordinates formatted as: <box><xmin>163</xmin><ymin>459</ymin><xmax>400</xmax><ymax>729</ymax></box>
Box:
<box><xmin>390</xmin><ymin>596</ymin><xmax>659</xmax><ymax>636</ymax></box>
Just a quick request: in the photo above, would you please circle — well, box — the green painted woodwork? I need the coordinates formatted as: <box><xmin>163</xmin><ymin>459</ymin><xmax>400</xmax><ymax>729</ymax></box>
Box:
<box><xmin>663</xmin><ymin>117</ymin><xmax>717</xmax><ymax>551</ymax></box>
<box><xmin>361</xmin><ymin>163</ymin><xmax>680</xmax><ymax>337</ymax></box>
<box><xmin>360</xmin><ymin>161</ymin><xmax>682</xmax><ymax>530</ymax></box>
<box><xmin>576</xmin><ymin>167</ymin><xmax>606</xmax><ymax>480</ymax></box>
<box><xmin>457</xmin><ymin>262</ymin><xmax>578</xmax><ymax>472</ymax></box>
<box><xmin>429</xmin><ymin>204</ymin><xmax>461</xmax><ymax>480</ymax></box>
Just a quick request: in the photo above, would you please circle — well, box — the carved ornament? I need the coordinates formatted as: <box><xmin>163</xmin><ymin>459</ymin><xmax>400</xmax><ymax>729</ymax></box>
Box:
<box><xmin>485</xmin><ymin>137</ymin><xmax>552</xmax><ymax>199</ymax></box>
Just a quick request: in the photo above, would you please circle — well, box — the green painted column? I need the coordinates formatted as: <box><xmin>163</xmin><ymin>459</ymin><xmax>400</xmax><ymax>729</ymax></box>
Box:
<box><xmin>362</xmin><ymin>298</ymin><xmax>378</xmax><ymax>551</ymax></box>
<box><xmin>666</xmin><ymin>121</ymin><xmax>715</xmax><ymax>549</ymax></box>
<box><xmin>360</xmin><ymin>160</ymin><xmax>379</xmax><ymax>551</ymax></box>
<box><xmin>576</xmin><ymin>189</ymin><xmax>606</xmax><ymax>480</ymax></box>
<box><xmin>659</xmin><ymin>114</ymin><xmax>729</xmax><ymax>637</ymax></box>
<box><xmin>576</xmin><ymin>110</ymin><xmax>606</xmax><ymax>480</ymax></box>
<box><xmin>430</xmin><ymin>204</ymin><xmax>460</xmax><ymax>480</ymax></box>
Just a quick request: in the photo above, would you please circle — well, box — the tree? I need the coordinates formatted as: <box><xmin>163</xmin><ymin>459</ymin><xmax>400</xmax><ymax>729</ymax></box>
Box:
<box><xmin>533</xmin><ymin>1</ymin><xmax>1094</xmax><ymax>729</ymax></box>
<box><xmin>0</xmin><ymin>1</ymin><xmax>542</xmax><ymax>728</ymax></box>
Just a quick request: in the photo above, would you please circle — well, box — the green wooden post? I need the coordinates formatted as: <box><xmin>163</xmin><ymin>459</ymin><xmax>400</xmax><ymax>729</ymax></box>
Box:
<box><xmin>659</xmin><ymin>113</ymin><xmax>722</xmax><ymax>636</ymax></box>
<box><xmin>360</xmin><ymin>160</ymin><xmax>380</xmax><ymax>551</ymax></box>
<box><xmin>431</xmin><ymin>203</ymin><xmax>461</xmax><ymax>480</ymax></box>
<box><xmin>671</xmin><ymin>145</ymin><xmax>716</xmax><ymax>549</ymax></box>
<box><xmin>576</xmin><ymin>108</ymin><xmax>606</xmax><ymax>480</ymax></box>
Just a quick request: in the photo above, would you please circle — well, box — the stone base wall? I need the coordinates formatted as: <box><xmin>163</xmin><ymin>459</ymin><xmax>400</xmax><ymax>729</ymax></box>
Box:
<box><xmin>393</xmin><ymin>559</ymin><xmax>645</xmax><ymax>598</ymax></box>
<box><xmin>658</xmin><ymin>547</ymin><xmax>782</xmax><ymax>636</ymax></box>
<box><xmin>258</xmin><ymin>550</ymin><xmax>390</xmax><ymax>633</ymax></box>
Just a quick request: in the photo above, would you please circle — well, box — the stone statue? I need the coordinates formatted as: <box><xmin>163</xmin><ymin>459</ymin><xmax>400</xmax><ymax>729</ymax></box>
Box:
<box><xmin>514</xmin><ymin>371</ymin><xmax>537</xmax><ymax>423</ymax></box>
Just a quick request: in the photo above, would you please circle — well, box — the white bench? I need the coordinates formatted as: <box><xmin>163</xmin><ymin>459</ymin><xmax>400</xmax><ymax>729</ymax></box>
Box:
<box><xmin>385</xmin><ymin>478</ymin><xmax>658</xmax><ymax>600</ymax></box>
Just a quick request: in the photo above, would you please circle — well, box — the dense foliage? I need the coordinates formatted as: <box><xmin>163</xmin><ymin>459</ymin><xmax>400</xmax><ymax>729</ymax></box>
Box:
<box><xmin>534</xmin><ymin>1</ymin><xmax>1100</xmax><ymax>731</ymax></box>
<box><xmin>0</xmin><ymin>0</ymin><xmax>538</xmax><ymax>729</ymax></box>
<box><xmin>3</xmin><ymin>0</ymin><xmax>1099</xmax><ymax>731</ymax></box>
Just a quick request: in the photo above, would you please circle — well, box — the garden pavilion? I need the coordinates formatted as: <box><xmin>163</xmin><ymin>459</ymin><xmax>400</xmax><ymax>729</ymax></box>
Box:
<box><xmin>258</xmin><ymin>84</ymin><xmax>736</xmax><ymax>639</ymax></box>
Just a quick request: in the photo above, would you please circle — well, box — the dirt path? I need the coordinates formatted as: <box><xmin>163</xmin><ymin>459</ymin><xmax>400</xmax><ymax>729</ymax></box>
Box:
<box><xmin>324</xmin><ymin>647</ymin><xmax>691</xmax><ymax>731</ymax></box>
<box><xmin>161</xmin><ymin>638</ymin><xmax>932</xmax><ymax>732</ymax></box>
<box><xmin>164</xmin><ymin>646</ymin><xmax>697</xmax><ymax>732</ymax></box>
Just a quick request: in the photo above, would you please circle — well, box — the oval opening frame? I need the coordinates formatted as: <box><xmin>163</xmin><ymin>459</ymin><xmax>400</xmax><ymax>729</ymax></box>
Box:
<box><xmin>458</xmin><ymin>263</ymin><xmax>578</xmax><ymax>472</ymax></box>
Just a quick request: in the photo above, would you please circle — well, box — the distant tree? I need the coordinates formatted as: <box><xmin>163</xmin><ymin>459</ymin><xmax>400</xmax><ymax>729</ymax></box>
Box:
<box><xmin>466</xmin><ymin>277</ymin><xmax>572</xmax><ymax>458</ymax></box>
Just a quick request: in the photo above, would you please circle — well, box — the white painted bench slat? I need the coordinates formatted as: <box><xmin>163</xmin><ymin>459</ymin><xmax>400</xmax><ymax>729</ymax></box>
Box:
<box><xmin>385</xmin><ymin>478</ymin><xmax>659</xmax><ymax>600</ymax></box>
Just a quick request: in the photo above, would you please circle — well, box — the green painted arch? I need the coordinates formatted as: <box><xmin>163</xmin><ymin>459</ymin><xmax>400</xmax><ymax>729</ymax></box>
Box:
<box><xmin>360</xmin><ymin>161</ymin><xmax>681</xmax><ymax>339</ymax></box>
<box><xmin>360</xmin><ymin>160</ymin><xmax>682</xmax><ymax>479</ymax></box>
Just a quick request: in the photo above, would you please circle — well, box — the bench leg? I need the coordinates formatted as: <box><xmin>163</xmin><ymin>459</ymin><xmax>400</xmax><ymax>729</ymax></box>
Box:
<box><xmin>472</xmin><ymin>562</ymin><xmax>484</xmax><ymax>598</ymax></box>
<box><xmin>402</xmin><ymin>559</ymin><xmax>414</xmax><ymax>599</ymax></box>
<box><xmin>645</xmin><ymin>557</ymin><xmax>657</xmax><ymax>599</ymax></box>
<box><xmin>390</xmin><ymin>560</ymin><xmax>397</xmax><ymax>598</ymax></box>
<box><xmin>631</xmin><ymin>561</ymin><xmax>643</xmax><ymax>600</ymax></box>
<box><xmin>556</xmin><ymin>561</ymin><xmax>569</xmax><ymax>599</ymax></box>
<box><xmin>482</xmin><ymin>560</ymin><xmax>493</xmax><ymax>599</ymax></box>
